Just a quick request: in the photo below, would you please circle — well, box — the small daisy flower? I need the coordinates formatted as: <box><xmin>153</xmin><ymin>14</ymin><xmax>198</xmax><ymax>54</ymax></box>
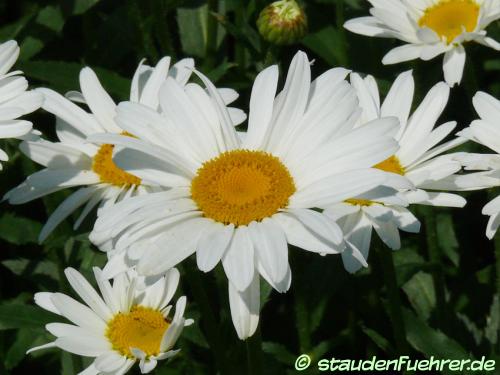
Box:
<box><xmin>324</xmin><ymin>186</ymin><xmax>420</xmax><ymax>273</ymax></box>
<box><xmin>0</xmin><ymin>40</ymin><xmax>43</xmax><ymax>169</ymax></box>
<box><xmin>4</xmin><ymin>57</ymin><xmax>244</xmax><ymax>243</ymax></box>
<box><xmin>344</xmin><ymin>0</ymin><xmax>500</xmax><ymax>86</ymax></box>
<box><xmin>28</xmin><ymin>267</ymin><xmax>191</xmax><ymax>374</ymax></box>
<box><xmin>452</xmin><ymin>92</ymin><xmax>500</xmax><ymax>238</ymax></box>
<box><xmin>88</xmin><ymin>51</ymin><xmax>400</xmax><ymax>339</ymax></box>
<box><xmin>331</xmin><ymin>70</ymin><xmax>467</xmax><ymax>272</ymax></box>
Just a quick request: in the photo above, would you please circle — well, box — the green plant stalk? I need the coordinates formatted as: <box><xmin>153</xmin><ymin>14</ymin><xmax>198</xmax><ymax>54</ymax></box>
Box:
<box><xmin>376</xmin><ymin>243</ymin><xmax>409</xmax><ymax>354</ymax></box>
<box><xmin>492</xmin><ymin>208</ymin><xmax>500</xmax><ymax>355</ymax></box>
<box><xmin>421</xmin><ymin>206</ymin><xmax>449</xmax><ymax>332</ymax></box>
<box><xmin>335</xmin><ymin>0</ymin><xmax>349</xmax><ymax>66</ymax></box>
<box><xmin>245</xmin><ymin>327</ymin><xmax>263</xmax><ymax>375</ymax></box>
<box><xmin>182</xmin><ymin>266</ymin><xmax>231</xmax><ymax>375</ymax></box>
<box><xmin>206</xmin><ymin>0</ymin><xmax>218</xmax><ymax>67</ymax></box>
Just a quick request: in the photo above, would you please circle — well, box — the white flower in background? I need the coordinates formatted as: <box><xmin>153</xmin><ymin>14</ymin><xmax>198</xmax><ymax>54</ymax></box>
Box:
<box><xmin>0</xmin><ymin>40</ymin><xmax>43</xmax><ymax>169</ymax></box>
<box><xmin>4</xmin><ymin>57</ymin><xmax>244</xmax><ymax>243</ymax></box>
<box><xmin>88</xmin><ymin>51</ymin><xmax>402</xmax><ymax>339</ymax></box>
<box><xmin>344</xmin><ymin>0</ymin><xmax>500</xmax><ymax>86</ymax></box>
<box><xmin>451</xmin><ymin>92</ymin><xmax>500</xmax><ymax>239</ymax></box>
<box><xmin>331</xmin><ymin>70</ymin><xmax>467</xmax><ymax>272</ymax></box>
<box><xmin>29</xmin><ymin>267</ymin><xmax>190</xmax><ymax>374</ymax></box>
<box><xmin>324</xmin><ymin>187</ymin><xmax>420</xmax><ymax>273</ymax></box>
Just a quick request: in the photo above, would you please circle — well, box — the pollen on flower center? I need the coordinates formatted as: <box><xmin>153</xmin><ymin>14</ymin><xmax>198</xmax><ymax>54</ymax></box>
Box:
<box><xmin>191</xmin><ymin>150</ymin><xmax>296</xmax><ymax>226</ymax></box>
<box><xmin>419</xmin><ymin>0</ymin><xmax>480</xmax><ymax>44</ymax></box>
<box><xmin>106</xmin><ymin>305</ymin><xmax>170</xmax><ymax>358</ymax></box>
<box><xmin>92</xmin><ymin>133</ymin><xmax>141</xmax><ymax>187</ymax></box>
<box><xmin>345</xmin><ymin>199</ymin><xmax>373</xmax><ymax>206</ymax></box>
<box><xmin>374</xmin><ymin>155</ymin><xmax>405</xmax><ymax>175</ymax></box>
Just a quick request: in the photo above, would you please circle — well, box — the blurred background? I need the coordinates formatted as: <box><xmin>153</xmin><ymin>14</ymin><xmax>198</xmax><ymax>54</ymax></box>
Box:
<box><xmin>0</xmin><ymin>0</ymin><xmax>499</xmax><ymax>373</ymax></box>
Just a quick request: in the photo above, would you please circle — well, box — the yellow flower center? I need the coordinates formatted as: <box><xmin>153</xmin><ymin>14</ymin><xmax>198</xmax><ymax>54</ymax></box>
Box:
<box><xmin>345</xmin><ymin>199</ymin><xmax>373</xmax><ymax>206</ymax></box>
<box><xmin>373</xmin><ymin>155</ymin><xmax>405</xmax><ymax>175</ymax></box>
<box><xmin>191</xmin><ymin>150</ymin><xmax>296</xmax><ymax>226</ymax></box>
<box><xmin>419</xmin><ymin>0</ymin><xmax>480</xmax><ymax>44</ymax></box>
<box><xmin>344</xmin><ymin>156</ymin><xmax>404</xmax><ymax>206</ymax></box>
<box><xmin>92</xmin><ymin>133</ymin><xmax>141</xmax><ymax>187</ymax></box>
<box><xmin>106</xmin><ymin>305</ymin><xmax>170</xmax><ymax>358</ymax></box>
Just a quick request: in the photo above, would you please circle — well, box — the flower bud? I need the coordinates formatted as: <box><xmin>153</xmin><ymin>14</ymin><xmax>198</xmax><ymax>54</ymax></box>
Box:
<box><xmin>257</xmin><ymin>0</ymin><xmax>308</xmax><ymax>45</ymax></box>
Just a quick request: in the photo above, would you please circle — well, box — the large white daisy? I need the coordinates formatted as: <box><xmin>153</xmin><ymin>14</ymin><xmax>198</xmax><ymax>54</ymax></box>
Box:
<box><xmin>88</xmin><ymin>51</ymin><xmax>401</xmax><ymax>339</ymax></box>
<box><xmin>0</xmin><ymin>40</ymin><xmax>43</xmax><ymax>168</ymax></box>
<box><xmin>29</xmin><ymin>267</ymin><xmax>190</xmax><ymax>374</ymax></box>
<box><xmin>344</xmin><ymin>0</ymin><xmax>500</xmax><ymax>86</ymax></box>
<box><xmin>330</xmin><ymin>70</ymin><xmax>468</xmax><ymax>272</ymax></box>
<box><xmin>4</xmin><ymin>57</ymin><xmax>244</xmax><ymax>242</ymax></box>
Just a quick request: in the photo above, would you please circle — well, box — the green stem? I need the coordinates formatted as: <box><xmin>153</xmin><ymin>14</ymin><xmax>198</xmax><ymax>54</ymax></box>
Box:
<box><xmin>182</xmin><ymin>266</ymin><xmax>231</xmax><ymax>375</ymax></box>
<box><xmin>335</xmin><ymin>0</ymin><xmax>349</xmax><ymax>66</ymax></box>
<box><xmin>421</xmin><ymin>206</ymin><xmax>449</xmax><ymax>332</ymax></box>
<box><xmin>205</xmin><ymin>0</ymin><xmax>218</xmax><ymax>68</ymax></box>
<box><xmin>376</xmin><ymin>242</ymin><xmax>409</xmax><ymax>354</ymax></box>
<box><xmin>245</xmin><ymin>327</ymin><xmax>263</xmax><ymax>375</ymax></box>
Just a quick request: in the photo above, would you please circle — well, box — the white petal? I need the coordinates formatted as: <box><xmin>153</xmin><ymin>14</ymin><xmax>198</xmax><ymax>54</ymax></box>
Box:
<box><xmin>39</xmin><ymin>187</ymin><xmax>97</xmax><ymax>242</ymax></box>
<box><xmin>50</xmin><ymin>293</ymin><xmax>106</xmax><ymax>334</ymax></box>
<box><xmin>243</xmin><ymin>65</ymin><xmax>279</xmax><ymax>149</ymax></box>
<box><xmin>34</xmin><ymin>292</ymin><xmax>61</xmax><ymax>315</ymax></box>
<box><xmin>64</xmin><ymin>267</ymin><xmax>113</xmax><ymax>321</ymax></box>
<box><xmin>273</xmin><ymin>212</ymin><xmax>344</xmax><ymax>254</ymax></box>
<box><xmin>249</xmin><ymin>219</ymin><xmax>289</xmax><ymax>292</ymax></box>
<box><xmin>55</xmin><ymin>335</ymin><xmax>109</xmax><ymax>357</ymax></box>
<box><xmin>443</xmin><ymin>45</ymin><xmax>466</xmax><ymax>87</ymax></box>
<box><xmin>95</xmin><ymin>351</ymin><xmax>127</xmax><ymax>373</ymax></box>
<box><xmin>228</xmin><ymin>272</ymin><xmax>260</xmax><ymax>340</ymax></box>
<box><xmin>222</xmin><ymin>226</ymin><xmax>255</xmax><ymax>291</ymax></box>
<box><xmin>79</xmin><ymin>67</ymin><xmax>119</xmax><ymax>132</ymax></box>
<box><xmin>196</xmin><ymin>223</ymin><xmax>234</xmax><ymax>272</ymax></box>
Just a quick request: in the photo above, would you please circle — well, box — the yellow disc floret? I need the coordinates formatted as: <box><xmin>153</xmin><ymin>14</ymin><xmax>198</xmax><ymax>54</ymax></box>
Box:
<box><xmin>106</xmin><ymin>305</ymin><xmax>170</xmax><ymax>358</ymax></box>
<box><xmin>191</xmin><ymin>150</ymin><xmax>296</xmax><ymax>226</ymax></box>
<box><xmin>92</xmin><ymin>143</ymin><xmax>141</xmax><ymax>187</ymax></box>
<box><xmin>374</xmin><ymin>155</ymin><xmax>405</xmax><ymax>175</ymax></box>
<box><xmin>419</xmin><ymin>0</ymin><xmax>480</xmax><ymax>44</ymax></box>
<box><xmin>345</xmin><ymin>199</ymin><xmax>374</xmax><ymax>206</ymax></box>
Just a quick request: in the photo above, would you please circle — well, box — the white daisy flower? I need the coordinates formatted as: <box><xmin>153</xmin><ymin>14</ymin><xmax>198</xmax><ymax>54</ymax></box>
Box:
<box><xmin>4</xmin><ymin>57</ymin><xmax>244</xmax><ymax>243</ymax></box>
<box><xmin>324</xmin><ymin>186</ymin><xmax>420</xmax><ymax>273</ymax></box>
<box><xmin>451</xmin><ymin>92</ymin><xmax>500</xmax><ymax>238</ymax></box>
<box><xmin>344</xmin><ymin>0</ymin><xmax>500</xmax><ymax>86</ymax></box>
<box><xmin>28</xmin><ymin>267</ymin><xmax>191</xmax><ymax>374</ymax></box>
<box><xmin>0</xmin><ymin>40</ymin><xmax>44</xmax><ymax>169</ymax></box>
<box><xmin>88</xmin><ymin>51</ymin><xmax>401</xmax><ymax>339</ymax></box>
<box><xmin>332</xmin><ymin>70</ymin><xmax>467</xmax><ymax>272</ymax></box>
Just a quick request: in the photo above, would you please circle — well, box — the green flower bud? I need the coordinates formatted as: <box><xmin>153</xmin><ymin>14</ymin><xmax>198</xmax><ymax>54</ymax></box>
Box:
<box><xmin>257</xmin><ymin>0</ymin><xmax>308</xmax><ymax>45</ymax></box>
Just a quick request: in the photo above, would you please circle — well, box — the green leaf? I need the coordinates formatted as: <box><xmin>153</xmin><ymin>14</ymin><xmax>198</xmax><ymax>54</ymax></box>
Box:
<box><xmin>301</xmin><ymin>26</ymin><xmax>347</xmax><ymax>66</ymax></box>
<box><xmin>402</xmin><ymin>271</ymin><xmax>436</xmax><ymax>321</ymax></box>
<box><xmin>262</xmin><ymin>342</ymin><xmax>296</xmax><ymax>365</ymax></box>
<box><xmin>18</xmin><ymin>60</ymin><xmax>130</xmax><ymax>100</ymax></box>
<box><xmin>37</xmin><ymin>5</ymin><xmax>65</xmax><ymax>32</ymax></box>
<box><xmin>177</xmin><ymin>5</ymin><xmax>208</xmax><ymax>57</ymax></box>
<box><xmin>0</xmin><ymin>7</ymin><xmax>38</xmax><ymax>40</ymax></box>
<box><xmin>360</xmin><ymin>323</ymin><xmax>395</xmax><ymax>354</ymax></box>
<box><xmin>4</xmin><ymin>329</ymin><xmax>42</xmax><ymax>369</ymax></box>
<box><xmin>436</xmin><ymin>213</ymin><xmax>460</xmax><ymax>266</ymax></box>
<box><xmin>403</xmin><ymin>308</ymin><xmax>474</xmax><ymax>375</ymax></box>
<box><xmin>70</xmin><ymin>0</ymin><xmax>100</xmax><ymax>15</ymax></box>
<box><xmin>485</xmin><ymin>295</ymin><xmax>499</xmax><ymax>345</ymax></box>
<box><xmin>0</xmin><ymin>213</ymin><xmax>42</xmax><ymax>245</ymax></box>
<box><xmin>0</xmin><ymin>304</ymin><xmax>56</xmax><ymax>331</ymax></box>
<box><xmin>456</xmin><ymin>312</ymin><xmax>483</xmax><ymax>346</ymax></box>
<box><xmin>1</xmin><ymin>258</ymin><xmax>59</xmax><ymax>281</ymax></box>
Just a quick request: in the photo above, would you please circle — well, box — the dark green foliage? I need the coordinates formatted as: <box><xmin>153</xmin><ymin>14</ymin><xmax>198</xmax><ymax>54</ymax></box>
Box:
<box><xmin>0</xmin><ymin>0</ymin><xmax>499</xmax><ymax>374</ymax></box>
